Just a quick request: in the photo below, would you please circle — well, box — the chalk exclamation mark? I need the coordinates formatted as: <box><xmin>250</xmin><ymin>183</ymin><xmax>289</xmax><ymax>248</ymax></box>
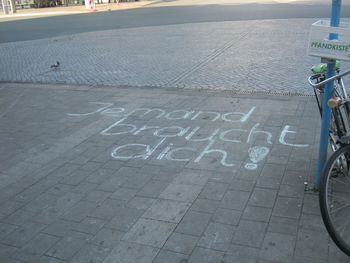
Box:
<box><xmin>244</xmin><ymin>146</ymin><xmax>269</xmax><ymax>170</ymax></box>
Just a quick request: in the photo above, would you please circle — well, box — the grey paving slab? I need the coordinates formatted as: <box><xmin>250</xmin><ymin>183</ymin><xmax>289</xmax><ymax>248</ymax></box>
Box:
<box><xmin>60</xmin><ymin>201</ymin><xmax>98</xmax><ymax>222</ymax></box>
<box><xmin>137</xmin><ymin>179</ymin><xmax>170</xmax><ymax>198</ymax></box>
<box><xmin>188</xmin><ymin>247</ymin><xmax>224</xmax><ymax>263</ymax></box>
<box><xmin>102</xmin><ymin>242</ymin><xmax>159</xmax><ymax>263</ymax></box>
<box><xmin>212</xmin><ymin>208</ymin><xmax>241</xmax><ymax>226</ymax></box>
<box><xmin>163</xmin><ymin>232</ymin><xmax>198</xmax><ymax>255</ymax></box>
<box><xmin>31</xmin><ymin>192</ymin><xmax>85</xmax><ymax>224</ymax></box>
<box><xmin>229</xmin><ymin>178</ymin><xmax>255</xmax><ymax>192</ymax></box>
<box><xmin>256</xmin><ymin>176</ymin><xmax>282</xmax><ymax>190</ymax></box>
<box><xmin>293</xmin><ymin>256</ymin><xmax>327</xmax><ymax>263</ymax></box>
<box><xmin>260</xmin><ymin>164</ymin><xmax>286</xmax><ymax>179</ymax></box>
<box><xmin>267</xmin><ymin>216</ymin><xmax>299</xmax><ymax>236</ymax></box>
<box><xmin>22</xmin><ymin>192</ymin><xmax>60</xmax><ymax>213</ymax></box>
<box><xmin>294</xmin><ymin>229</ymin><xmax>329</xmax><ymax>260</ymax></box>
<box><xmin>121</xmin><ymin>173</ymin><xmax>153</xmax><ymax>190</ymax></box>
<box><xmin>278</xmin><ymin>184</ymin><xmax>305</xmax><ymax>199</ymax></box>
<box><xmin>1</xmin><ymin>258</ymin><xmax>25</xmax><ymax>263</ymax></box>
<box><xmin>105</xmin><ymin>206</ymin><xmax>143</xmax><ymax>231</ymax></box>
<box><xmin>172</xmin><ymin>170</ymin><xmax>211</xmax><ymax>185</ymax></box>
<box><xmin>0</xmin><ymin>200</ymin><xmax>25</xmax><ymax>220</ymax></box>
<box><xmin>190</xmin><ymin>198</ymin><xmax>220</xmax><ymax>214</ymax></box>
<box><xmin>142</xmin><ymin>199</ymin><xmax>190</xmax><ymax>223</ymax></box>
<box><xmin>59</xmin><ymin>169</ymin><xmax>89</xmax><ymax>186</ymax></box>
<box><xmin>153</xmin><ymin>250</ymin><xmax>189</xmax><ymax>263</ymax></box>
<box><xmin>109</xmin><ymin>187</ymin><xmax>138</xmax><ymax>201</ymax></box>
<box><xmin>72</xmin><ymin>181</ymin><xmax>98</xmax><ymax>194</ymax></box>
<box><xmin>258</xmin><ymin>232</ymin><xmax>296</xmax><ymax>263</ymax></box>
<box><xmin>11</xmin><ymin>233</ymin><xmax>59</xmax><ymax>262</ymax></box>
<box><xmin>242</xmin><ymin>206</ymin><xmax>272</xmax><ymax>223</ymax></box>
<box><xmin>248</xmin><ymin>188</ymin><xmax>277</xmax><ymax>208</ymax></box>
<box><xmin>0</xmin><ymin>222</ymin><xmax>18</xmax><ymax>240</ymax></box>
<box><xmin>209</xmin><ymin>171</ymin><xmax>236</xmax><ymax>184</ymax></box>
<box><xmin>175</xmin><ymin>211</ymin><xmax>211</xmax><ymax>237</ymax></box>
<box><xmin>286</xmin><ymin>161</ymin><xmax>310</xmax><ymax>173</ymax></box>
<box><xmin>127</xmin><ymin>196</ymin><xmax>156</xmax><ymax>211</ymax></box>
<box><xmin>159</xmin><ymin>183</ymin><xmax>203</xmax><ymax>202</ymax></box>
<box><xmin>0</xmin><ymin>221</ymin><xmax>46</xmax><ymax>248</ymax></box>
<box><xmin>220</xmin><ymin>190</ymin><xmax>250</xmax><ymax>211</ymax></box>
<box><xmin>86</xmin><ymin>168</ymin><xmax>115</xmax><ymax>185</ymax></box>
<box><xmin>83</xmin><ymin>190</ymin><xmax>111</xmax><ymax>204</ymax></box>
<box><xmin>46</xmin><ymin>184</ymin><xmax>75</xmax><ymax>197</ymax></box>
<box><xmin>69</xmin><ymin>244</ymin><xmax>111</xmax><ymax>263</ymax></box>
<box><xmin>302</xmin><ymin>193</ymin><xmax>321</xmax><ymax>216</ymax></box>
<box><xmin>41</xmin><ymin>219</ymin><xmax>79</xmax><ymax>237</ymax></box>
<box><xmin>0</xmin><ymin>244</ymin><xmax>18</xmax><ymax>262</ymax></box>
<box><xmin>46</xmin><ymin>231</ymin><xmax>92</xmax><ymax>260</ymax></box>
<box><xmin>232</xmin><ymin>220</ymin><xmax>267</xmax><ymax>248</ymax></box>
<box><xmin>48</xmin><ymin>164</ymin><xmax>81</xmax><ymax>179</ymax></box>
<box><xmin>89</xmin><ymin>228</ymin><xmax>125</xmax><ymax>248</ymax></box>
<box><xmin>89</xmin><ymin>198</ymin><xmax>126</xmax><ymax>220</ymax></box>
<box><xmin>198</xmin><ymin>222</ymin><xmax>235</xmax><ymax>251</ymax></box>
<box><xmin>72</xmin><ymin>217</ymin><xmax>107</xmax><ymax>235</ymax></box>
<box><xmin>122</xmin><ymin>218</ymin><xmax>176</xmax><ymax>248</ymax></box>
<box><xmin>282</xmin><ymin>170</ymin><xmax>308</xmax><ymax>186</ymax></box>
<box><xmin>12</xmin><ymin>175</ymin><xmax>62</xmax><ymax>203</ymax></box>
<box><xmin>225</xmin><ymin>244</ymin><xmax>259</xmax><ymax>263</ymax></box>
<box><xmin>199</xmin><ymin>182</ymin><xmax>229</xmax><ymax>201</ymax></box>
<box><xmin>328</xmin><ymin>242</ymin><xmax>350</xmax><ymax>263</ymax></box>
<box><xmin>299</xmin><ymin>213</ymin><xmax>327</xmax><ymax>233</ymax></box>
<box><xmin>272</xmin><ymin>197</ymin><xmax>302</xmax><ymax>219</ymax></box>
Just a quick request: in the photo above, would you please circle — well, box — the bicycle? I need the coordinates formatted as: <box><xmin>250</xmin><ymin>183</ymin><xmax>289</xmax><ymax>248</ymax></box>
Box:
<box><xmin>309</xmin><ymin>61</ymin><xmax>349</xmax><ymax>147</ymax></box>
<box><xmin>308</xmin><ymin>63</ymin><xmax>350</xmax><ymax>256</ymax></box>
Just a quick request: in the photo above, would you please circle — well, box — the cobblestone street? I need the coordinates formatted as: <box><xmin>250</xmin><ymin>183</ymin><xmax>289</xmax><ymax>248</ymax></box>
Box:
<box><xmin>1</xmin><ymin>18</ymin><xmax>344</xmax><ymax>95</ymax></box>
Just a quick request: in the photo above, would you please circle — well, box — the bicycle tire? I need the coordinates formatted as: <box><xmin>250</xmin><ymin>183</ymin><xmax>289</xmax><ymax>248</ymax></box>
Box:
<box><xmin>319</xmin><ymin>144</ymin><xmax>350</xmax><ymax>256</ymax></box>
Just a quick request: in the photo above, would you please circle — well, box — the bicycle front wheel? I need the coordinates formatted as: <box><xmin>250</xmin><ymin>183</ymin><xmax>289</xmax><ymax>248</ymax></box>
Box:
<box><xmin>320</xmin><ymin>145</ymin><xmax>350</xmax><ymax>256</ymax></box>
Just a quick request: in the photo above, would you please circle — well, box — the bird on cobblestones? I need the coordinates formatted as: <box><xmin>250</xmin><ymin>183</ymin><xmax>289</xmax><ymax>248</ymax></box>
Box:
<box><xmin>50</xmin><ymin>61</ymin><xmax>60</xmax><ymax>69</ymax></box>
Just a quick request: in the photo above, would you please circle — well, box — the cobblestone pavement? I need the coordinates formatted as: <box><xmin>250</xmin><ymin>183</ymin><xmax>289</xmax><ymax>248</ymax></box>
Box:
<box><xmin>2</xmin><ymin>18</ymin><xmax>350</xmax><ymax>95</ymax></box>
<box><xmin>0</xmin><ymin>82</ymin><xmax>349</xmax><ymax>262</ymax></box>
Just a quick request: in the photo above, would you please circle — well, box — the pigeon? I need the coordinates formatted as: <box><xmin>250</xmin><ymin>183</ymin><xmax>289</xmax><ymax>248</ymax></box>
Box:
<box><xmin>50</xmin><ymin>61</ymin><xmax>60</xmax><ymax>69</ymax></box>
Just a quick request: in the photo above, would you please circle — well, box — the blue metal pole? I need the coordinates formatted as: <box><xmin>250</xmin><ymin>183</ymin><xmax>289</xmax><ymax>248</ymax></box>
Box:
<box><xmin>316</xmin><ymin>0</ymin><xmax>342</xmax><ymax>188</ymax></box>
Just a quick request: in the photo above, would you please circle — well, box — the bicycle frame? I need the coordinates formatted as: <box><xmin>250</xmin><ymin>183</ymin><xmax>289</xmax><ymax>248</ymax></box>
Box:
<box><xmin>309</xmin><ymin>69</ymin><xmax>350</xmax><ymax>149</ymax></box>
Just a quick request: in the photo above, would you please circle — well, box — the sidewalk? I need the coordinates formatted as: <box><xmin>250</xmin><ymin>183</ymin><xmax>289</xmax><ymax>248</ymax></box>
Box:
<box><xmin>0</xmin><ymin>1</ymin><xmax>154</xmax><ymax>21</ymax></box>
<box><xmin>0</xmin><ymin>81</ymin><xmax>348</xmax><ymax>262</ymax></box>
<box><xmin>1</xmin><ymin>6</ymin><xmax>350</xmax><ymax>261</ymax></box>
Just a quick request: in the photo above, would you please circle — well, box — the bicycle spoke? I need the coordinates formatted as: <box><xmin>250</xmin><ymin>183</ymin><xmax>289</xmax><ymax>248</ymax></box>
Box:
<box><xmin>335</xmin><ymin>220</ymin><xmax>349</xmax><ymax>237</ymax></box>
<box><xmin>329</xmin><ymin>202</ymin><xmax>350</xmax><ymax>215</ymax></box>
<box><xmin>331</xmin><ymin>177</ymin><xmax>349</xmax><ymax>186</ymax></box>
<box><xmin>328</xmin><ymin>193</ymin><xmax>349</xmax><ymax>203</ymax></box>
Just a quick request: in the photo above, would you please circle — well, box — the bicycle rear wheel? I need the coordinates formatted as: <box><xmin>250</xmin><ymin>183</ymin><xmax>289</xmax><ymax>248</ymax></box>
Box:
<box><xmin>319</xmin><ymin>145</ymin><xmax>350</xmax><ymax>256</ymax></box>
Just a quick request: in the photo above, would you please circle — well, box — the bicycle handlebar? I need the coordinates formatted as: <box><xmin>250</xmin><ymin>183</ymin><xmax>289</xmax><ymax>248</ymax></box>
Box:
<box><xmin>308</xmin><ymin>69</ymin><xmax>350</xmax><ymax>88</ymax></box>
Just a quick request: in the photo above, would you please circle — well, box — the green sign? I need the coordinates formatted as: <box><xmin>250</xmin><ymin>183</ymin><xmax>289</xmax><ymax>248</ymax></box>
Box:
<box><xmin>310</xmin><ymin>41</ymin><xmax>350</xmax><ymax>52</ymax></box>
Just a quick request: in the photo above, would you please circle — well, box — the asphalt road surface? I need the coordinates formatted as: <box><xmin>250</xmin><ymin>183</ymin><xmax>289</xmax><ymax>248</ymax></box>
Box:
<box><xmin>1</xmin><ymin>1</ymin><xmax>350</xmax><ymax>43</ymax></box>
